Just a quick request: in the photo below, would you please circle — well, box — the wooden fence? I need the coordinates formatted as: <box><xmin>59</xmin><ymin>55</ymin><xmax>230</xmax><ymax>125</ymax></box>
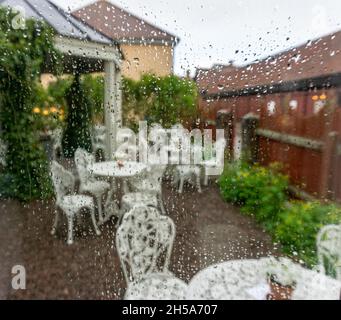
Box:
<box><xmin>241</xmin><ymin>106</ymin><xmax>341</xmax><ymax>202</ymax></box>
<box><xmin>199</xmin><ymin>87</ymin><xmax>341</xmax><ymax>202</ymax></box>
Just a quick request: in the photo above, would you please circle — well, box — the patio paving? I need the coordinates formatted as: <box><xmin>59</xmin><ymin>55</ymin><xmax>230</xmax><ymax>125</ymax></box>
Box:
<box><xmin>0</xmin><ymin>182</ymin><xmax>279</xmax><ymax>300</ymax></box>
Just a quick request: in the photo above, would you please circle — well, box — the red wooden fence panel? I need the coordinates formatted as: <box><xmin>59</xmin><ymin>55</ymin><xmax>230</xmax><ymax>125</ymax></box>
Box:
<box><xmin>258</xmin><ymin>111</ymin><xmax>326</xmax><ymax>197</ymax></box>
<box><xmin>331</xmin><ymin>108</ymin><xmax>341</xmax><ymax>202</ymax></box>
<box><xmin>256</xmin><ymin>99</ymin><xmax>341</xmax><ymax>202</ymax></box>
<box><xmin>197</xmin><ymin>88</ymin><xmax>341</xmax><ymax>202</ymax></box>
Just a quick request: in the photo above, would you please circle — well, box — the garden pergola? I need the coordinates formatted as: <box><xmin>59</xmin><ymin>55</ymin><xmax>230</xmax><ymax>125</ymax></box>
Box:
<box><xmin>1</xmin><ymin>0</ymin><xmax>123</xmax><ymax>158</ymax></box>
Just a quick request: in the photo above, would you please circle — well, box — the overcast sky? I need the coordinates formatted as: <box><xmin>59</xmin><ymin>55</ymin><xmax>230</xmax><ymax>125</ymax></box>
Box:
<box><xmin>53</xmin><ymin>0</ymin><xmax>341</xmax><ymax>76</ymax></box>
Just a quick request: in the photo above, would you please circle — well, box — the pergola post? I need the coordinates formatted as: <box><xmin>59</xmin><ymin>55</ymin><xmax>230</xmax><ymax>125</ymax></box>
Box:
<box><xmin>115</xmin><ymin>68</ymin><xmax>123</xmax><ymax>128</ymax></box>
<box><xmin>53</xmin><ymin>36</ymin><xmax>123</xmax><ymax>160</ymax></box>
<box><xmin>104</xmin><ymin>60</ymin><xmax>121</xmax><ymax>159</ymax></box>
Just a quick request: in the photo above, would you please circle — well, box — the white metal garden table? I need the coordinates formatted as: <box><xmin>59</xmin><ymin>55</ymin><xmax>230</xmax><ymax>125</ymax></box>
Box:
<box><xmin>89</xmin><ymin>161</ymin><xmax>148</xmax><ymax>223</ymax></box>
<box><xmin>186</xmin><ymin>259</ymin><xmax>271</xmax><ymax>300</ymax></box>
<box><xmin>186</xmin><ymin>258</ymin><xmax>341</xmax><ymax>300</ymax></box>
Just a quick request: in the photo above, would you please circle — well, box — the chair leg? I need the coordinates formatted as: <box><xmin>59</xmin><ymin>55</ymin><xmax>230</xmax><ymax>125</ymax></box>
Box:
<box><xmin>204</xmin><ymin>167</ymin><xmax>209</xmax><ymax>186</ymax></box>
<box><xmin>96</xmin><ymin>195</ymin><xmax>105</xmax><ymax>224</ymax></box>
<box><xmin>172</xmin><ymin>168</ymin><xmax>180</xmax><ymax>186</ymax></box>
<box><xmin>178</xmin><ymin>176</ymin><xmax>184</xmax><ymax>194</ymax></box>
<box><xmin>90</xmin><ymin>207</ymin><xmax>101</xmax><ymax>236</ymax></box>
<box><xmin>116</xmin><ymin>207</ymin><xmax>126</xmax><ymax>228</ymax></box>
<box><xmin>116</xmin><ymin>214</ymin><xmax>123</xmax><ymax>228</ymax></box>
<box><xmin>122</xmin><ymin>180</ymin><xmax>129</xmax><ymax>194</ymax></box>
<box><xmin>67</xmin><ymin>215</ymin><xmax>74</xmax><ymax>245</ymax></box>
<box><xmin>116</xmin><ymin>200</ymin><xmax>131</xmax><ymax>227</ymax></box>
<box><xmin>51</xmin><ymin>209</ymin><xmax>59</xmax><ymax>235</ymax></box>
<box><xmin>196</xmin><ymin>173</ymin><xmax>202</xmax><ymax>193</ymax></box>
<box><xmin>204</xmin><ymin>175</ymin><xmax>209</xmax><ymax>186</ymax></box>
<box><xmin>158</xmin><ymin>193</ymin><xmax>166</xmax><ymax>215</ymax></box>
<box><xmin>76</xmin><ymin>212</ymin><xmax>83</xmax><ymax>226</ymax></box>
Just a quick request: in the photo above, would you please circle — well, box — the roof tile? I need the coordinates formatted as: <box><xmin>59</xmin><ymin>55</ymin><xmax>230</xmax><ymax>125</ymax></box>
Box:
<box><xmin>73</xmin><ymin>0</ymin><xmax>178</xmax><ymax>44</ymax></box>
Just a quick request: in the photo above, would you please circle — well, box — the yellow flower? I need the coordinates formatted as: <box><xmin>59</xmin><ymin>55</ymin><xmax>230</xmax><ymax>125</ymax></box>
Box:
<box><xmin>241</xmin><ymin>171</ymin><xmax>249</xmax><ymax>178</ymax></box>
<box><xmin>302</xmin><ymin>202</ymin><xmax>313</xmax><ymax>211</ymax></box>
<box><xmin>50</xmin><ymin>106</ymin><xmax>58</xmax><ymax>113</ymax></box>
<box><xmin>33</xmin><ymin>107</ymin><xmax>41</xmax><ymax>114</ymax></box>
<box><xmin>42</xmin><ymin>109</ymin><xmax>50</xmax><ymax>116</ymax></box>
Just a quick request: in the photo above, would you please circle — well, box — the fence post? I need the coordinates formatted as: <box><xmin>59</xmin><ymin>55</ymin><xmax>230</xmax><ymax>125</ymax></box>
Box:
<box><xmin>320</xmin><ymin>131</ymin><xmax>339</xmax><ymax>200</ymax></box>
<box><xmin>241</xmin><ymin>112</ymin><xmax>260</xmax><ymax>164</ymax></box>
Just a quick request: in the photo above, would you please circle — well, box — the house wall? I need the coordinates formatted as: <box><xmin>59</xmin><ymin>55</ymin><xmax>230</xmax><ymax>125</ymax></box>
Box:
<box><xmin>120</xmin><ymin>44</ymin><xmax>174</xmax><ymax>80</ymax></box>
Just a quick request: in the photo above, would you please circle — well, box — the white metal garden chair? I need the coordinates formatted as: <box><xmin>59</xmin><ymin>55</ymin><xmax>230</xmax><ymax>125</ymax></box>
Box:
<box><xmin>114</xmin><ymin>145</ymin><xmax>139</xmax><ymax>163</ymax></box>
<box><xmin>175</xmin><ymin>139</ymin><xmax>205</xmax><ymax>193</ymax></box>
<box><xmin>50</xmin><ymin>161</ymin><xmax>101</xmax><ymax>245</ymax></box>
<box><xmin>75</xmin><ymin>148</ymin><xmax>110</xmax><ymax>224</ymax></box>
<box><xmin>113</xmin><ymin>131</ymin><xmax>142</xmax><ymax>194</ymax></box>
<box><xmin>114</xmin><ymin>127</ymin><xmax>139</xmax><ymax>162</ymax></box>
<box><xmin>264</xmin><ymin>256</ymin><xmax>341</xmax><ymax>300</ymax></box>
<box><xmin>122</xmin><ymin>164</ymin><xmax>167</xmax><ymax>215</ymax></box>
<box><xmin>167</xmin><ymin>124</ymin><xmax>202</xmax><ymax>193</ymax></box>
<box><xmin>175</xmin><ymin>165</ymin><xmax>202</xmax><ymax>193</ymax></box>
<box><xmin>51</xmin><ymin>128</ymin><xmax>63</xmax><ymax>160</ymax></box>
<box><xmin>202</xmin><ymin>138</ymin><xmax>226</xmax><ymax>186</ymax></box>
<box><xmin>316</xmin><ymin>224</ymin><xmax>341</xmax><ymax>281</ymax></box>
<box><xmin>116</xmin><ymin>205</ymin><xmax>187</xmax><ymax>300</ymax></box>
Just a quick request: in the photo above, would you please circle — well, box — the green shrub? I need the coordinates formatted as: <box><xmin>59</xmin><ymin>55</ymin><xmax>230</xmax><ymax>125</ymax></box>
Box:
<box><xmin>142</xmin><ymin>74</ymin><xmax>198</xmax><ymax>128</ymax></box>
<box><xmin>219</xmin><ymin>161</ymin><xmax>341</xmax><ymax>268</ymax></box>
<box><xmin>219</xmin><ymin>162</ymin><xmax>289</xmax><ymax>229</ymax></box>
<box><xmin>0</xmin><ymin>7</ymin><xmax>59</xmax><ymax>201</ymax></box>
<box><xmin>32</xmin><ymin>82</ymin><xmax>65</xmax><ymax>132</ymax></box>
<box><xmin>45</xmin><ymin>74</ymin><xmax>199</xmax><ymax>132</ymax></box>
<box><xmin>47</xmin><ymin>77</ymin><xmax>73</xmax><ymax>107</ymax></box>
<box><xmin>82</xmin><ymin>75</ymin><xmax>104</xmax><ymax>123</ymax></box>
<box><xmin>123</xmin><ymin>74</ymin><xmax>198</xmax><ymax>129</ymax></box>
<box><xmin>274</xmin><ymin>201</ymin><xmax>341</xmax><ymax>266</ymax></box>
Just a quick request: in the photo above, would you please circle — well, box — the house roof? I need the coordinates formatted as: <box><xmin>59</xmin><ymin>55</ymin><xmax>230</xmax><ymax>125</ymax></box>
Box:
<box><xmin>73</xmin><ymin>0</ymin><xmax>179</xmax><ymax>45</ymax></box>
<box><xmin>0</xmin><ymin>0</ymin><xmax>113</xmax><ymax>45</ymax></box>
<box><xmin>196</xmin><ymin>29</ymin><xmax>341</xmax><ymax>96</ymax></box>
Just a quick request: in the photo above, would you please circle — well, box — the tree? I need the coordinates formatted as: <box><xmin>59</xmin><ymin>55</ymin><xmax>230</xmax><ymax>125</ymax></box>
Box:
<box><xmin>62</xmin><ymin>74</ymin><xmax>93</xmax><ymax>158</ymax></box>
<box><xmin>123</xmin><ymin>74</ymin><xmax>199</xmax><ymax>129</ymax></box>
<box><xmin>0</xmin><ymin>7</ymin><xmax>59</xmax><ymax>201</ymax></box>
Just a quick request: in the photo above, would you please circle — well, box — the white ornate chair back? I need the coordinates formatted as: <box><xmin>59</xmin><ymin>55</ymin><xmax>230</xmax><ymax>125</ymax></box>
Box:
<box><xmin>317</xmin><ymin>224</ymin><xmax>341</xmax><ymax>280</ymax></box>
<box><xmin>116</xmin><ymin>205</ymin><xmax>176</xmax><ymax>284</ymax></box>
<box><xmin>115</xmin><ymin>127</ymin><xmax>138</xmax><ymax>161</ymax></box>
<box><xmin>51</xmin><ymin>161</ymin><xmax>75</xmax><ymax>206</ymax></box>
<box><xmin>92</xmin><ymin>125</ymin><xmax>106</xmax><ymax>146</ymax></box>
<box><xmin>75</xmin><ymin>148</ymin><xmax>95</xmax><ymax>185</ymax></box>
